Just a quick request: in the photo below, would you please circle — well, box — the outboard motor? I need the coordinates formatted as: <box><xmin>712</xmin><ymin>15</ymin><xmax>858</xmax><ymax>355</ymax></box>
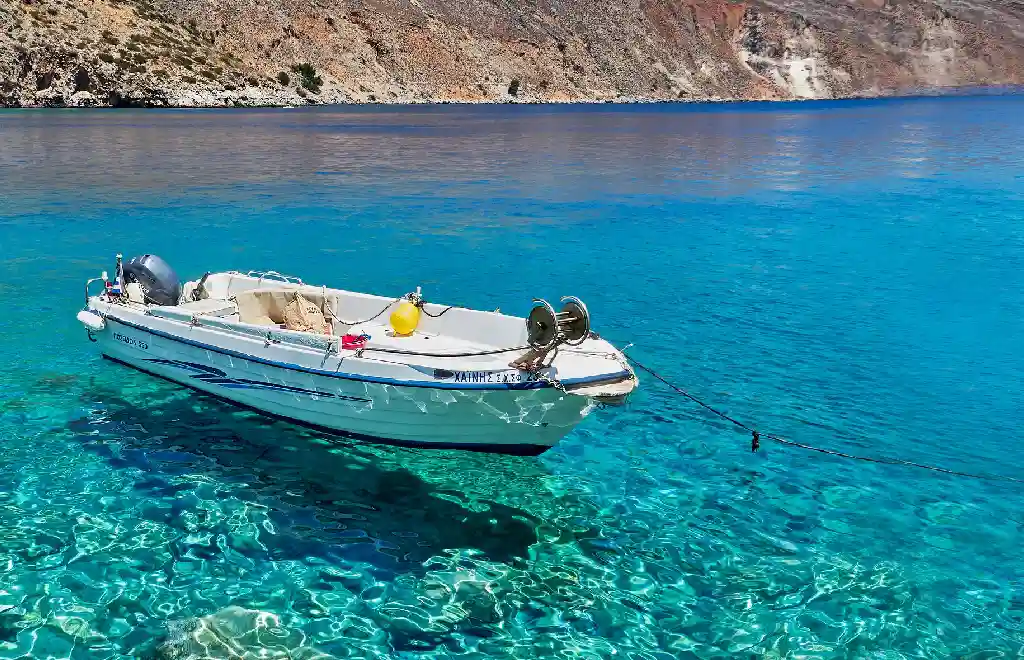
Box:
<box><xmin>121</xmin><ymin>254</ymin><xmax>181</xmax><ymax>306</ymax></box>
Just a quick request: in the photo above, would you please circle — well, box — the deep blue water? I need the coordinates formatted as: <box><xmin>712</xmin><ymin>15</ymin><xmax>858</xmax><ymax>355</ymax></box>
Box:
<box><xmin>1</xmin><ymin>98</ymin><xmax>1023</xmax><ymax>658</ymax></box>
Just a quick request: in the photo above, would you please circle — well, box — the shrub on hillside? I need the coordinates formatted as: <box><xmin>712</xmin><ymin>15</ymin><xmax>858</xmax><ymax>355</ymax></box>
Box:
<box><xmin>290</xmin><ymin>63</ymin><xmax>321</xmax><ymax>93</ymax></box>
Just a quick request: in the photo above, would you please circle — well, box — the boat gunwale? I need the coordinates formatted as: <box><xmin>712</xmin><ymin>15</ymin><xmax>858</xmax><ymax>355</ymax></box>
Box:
<box><xmin>99</xmin><ymin>311</ymin><xmax>633</xmax><ymax>391</ymax></box>
<box><xmin>154</xmin><ymin>301</ymin><xmax>506</xmax><ymax>357</ymax></box>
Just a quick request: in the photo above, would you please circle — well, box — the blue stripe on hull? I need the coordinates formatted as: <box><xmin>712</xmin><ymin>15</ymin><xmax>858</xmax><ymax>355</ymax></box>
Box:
<box><xmin>101</xmin><ymin>355</ymin><xmax>552</xmax><ymax>456</ymax></box>
<box><xmin>144</xmin><ymin>357</ymin><xmax>372</xmax><ymax>402</ymax></box>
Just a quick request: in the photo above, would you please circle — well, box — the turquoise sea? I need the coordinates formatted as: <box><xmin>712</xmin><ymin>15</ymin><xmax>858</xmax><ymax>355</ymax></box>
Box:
<box><xmin>1</xmin><ymin>98</ymin><xmax>1023</xmax><ymax>658</ymax></box>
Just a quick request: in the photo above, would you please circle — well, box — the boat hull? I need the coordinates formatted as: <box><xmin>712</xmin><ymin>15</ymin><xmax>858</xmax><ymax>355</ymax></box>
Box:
<box><xmin>94</xmin><ymin>316</ymin><xmax>591</xmax><ymax>454</ymax></box>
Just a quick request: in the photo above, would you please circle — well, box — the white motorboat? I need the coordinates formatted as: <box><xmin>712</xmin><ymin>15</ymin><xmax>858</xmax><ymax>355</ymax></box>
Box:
<box><xmin>77</xmin><ymin>254</ymin><xmax>637</xmax><ymax>454</ymax></box>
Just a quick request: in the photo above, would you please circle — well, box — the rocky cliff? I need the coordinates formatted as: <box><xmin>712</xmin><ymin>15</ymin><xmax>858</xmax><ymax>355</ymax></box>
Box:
<box><xmin>2</xmin><ymin>0</ymin><xmax>1023</xmax><ymax>107</ymax></box>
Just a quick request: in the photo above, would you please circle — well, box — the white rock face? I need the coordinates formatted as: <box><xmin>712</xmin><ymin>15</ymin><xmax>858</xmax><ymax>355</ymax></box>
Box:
<box><xmin>737</xmin><ymin>22</ymin><xmax>837</xmax><ymax>99</ymax></box>
<box><xmin>915</xmin><ymin>15</ymin><xmax>961</xmax><ymax>86</ymax></box>
<box><xmin>69</xmin><ymin>91</ymin><xmax>96</xmax><ymax>106</ymax></box>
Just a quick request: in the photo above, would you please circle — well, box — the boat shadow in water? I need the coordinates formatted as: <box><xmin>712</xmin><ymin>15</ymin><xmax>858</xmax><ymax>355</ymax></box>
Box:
<box><xmin>64</xmin><ymin>382</ymin><xmax>619</xmax><ymax>655</ymax></box>
<box><xmin>67</xmin><ymin>386</ymin><xmax>550</xmax><ymax>574</ymax></box>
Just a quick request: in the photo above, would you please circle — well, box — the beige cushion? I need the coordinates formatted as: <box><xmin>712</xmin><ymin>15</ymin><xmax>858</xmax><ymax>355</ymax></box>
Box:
<box><xmin>233</xmin><ymin>288</ymin><xmax>338</xmax><ymax>331</ymax></box>
<box><xmin>248</xmin><ymin>314</ymin><xmax>278</xmax><ymax>327</ymax></box>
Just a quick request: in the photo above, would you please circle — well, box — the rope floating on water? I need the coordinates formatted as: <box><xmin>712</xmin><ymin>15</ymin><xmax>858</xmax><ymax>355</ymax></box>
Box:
<box><xmin>625</xmin><ymin>354</ymin><xmax>1024</xmax><ymax>484</ymax></box>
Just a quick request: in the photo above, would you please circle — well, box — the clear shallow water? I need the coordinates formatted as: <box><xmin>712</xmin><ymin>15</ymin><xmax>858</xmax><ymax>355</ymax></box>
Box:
<box><xmin>1</xmin><ymin>98</ymin><xmax>1023</xmax><ymax>658</ymax></box>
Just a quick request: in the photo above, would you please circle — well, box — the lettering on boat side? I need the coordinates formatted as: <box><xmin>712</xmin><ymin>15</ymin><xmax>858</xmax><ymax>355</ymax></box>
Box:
<box><xmin>433</xmin><ymin>368</ymin><xmax>540</xmax><ymax>384</ymax></box>
<box><xmin>145</xmin><ymin>358</ymin><xmax>371</xmax><ymax>402</ymax></box>
<box><xmin>111</xmin><ymin>332</ymin><xmax>148</xmax><ymax>350</ymax></box>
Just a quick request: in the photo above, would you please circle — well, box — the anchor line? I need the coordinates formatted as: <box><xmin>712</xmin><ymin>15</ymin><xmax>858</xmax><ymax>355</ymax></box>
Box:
<box><xmin>624</xmin><ymin>354</ymin><xmax>1024</xmax><ymax>484</ymax></box>
<box><xmin>419</xmin><ymin>304</ymin><xmax>458</xmax><ymax>318</ymax></box>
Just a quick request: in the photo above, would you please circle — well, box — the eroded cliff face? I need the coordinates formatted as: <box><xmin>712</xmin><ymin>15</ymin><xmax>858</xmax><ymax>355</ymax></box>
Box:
<box><xmin>1</xmin><ymin>0</ymin><xmax>1023</xmax><ymax>107</ymax></box>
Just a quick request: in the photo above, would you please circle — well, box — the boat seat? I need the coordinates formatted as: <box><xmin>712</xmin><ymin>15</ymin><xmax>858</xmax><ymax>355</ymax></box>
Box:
<box><xmin>233</xmin><ymin>288</ymin><xmax>339</xmax><ymax>328</ymax></box>
<box><xmin>177</xmin><ymin>299</ymin><xmax>237</xmax><ymax>317</ymax></box>
<box><xmin>149</xmin><ymin>299</ymin><xmax>238</xmax><ymax>323</ymax></box>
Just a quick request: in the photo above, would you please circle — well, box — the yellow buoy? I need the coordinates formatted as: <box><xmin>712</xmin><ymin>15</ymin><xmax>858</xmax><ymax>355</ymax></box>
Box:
<box><xmin>390</xmin><ymin>300</ymin><xmax>421</xmax><ymax>336</ymax></box>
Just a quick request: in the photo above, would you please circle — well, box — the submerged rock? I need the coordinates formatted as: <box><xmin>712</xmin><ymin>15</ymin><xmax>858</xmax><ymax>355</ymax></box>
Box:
<box><xmin>155</xmin><ymin>606</ymin><xmax>331</xmax><ymax>660</ymax></box>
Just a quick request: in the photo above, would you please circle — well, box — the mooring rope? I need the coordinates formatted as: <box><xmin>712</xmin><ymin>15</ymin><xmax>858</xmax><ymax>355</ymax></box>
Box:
<box><xmin>625</xmin><ymin>354</ymin><xmax>1024</xmax><ymax>484</ymax></box>
<box><xmin>337</xmin><ymin>296</ymin><xmax>459</xmax><ymax>325</ymax></box>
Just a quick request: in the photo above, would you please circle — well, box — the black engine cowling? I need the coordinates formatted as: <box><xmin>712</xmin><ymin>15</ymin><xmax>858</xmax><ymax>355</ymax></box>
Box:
<box><xmin>122</xmin><ymin>254</ymin><xmax>181</xmax><ymax>306</ymax></box>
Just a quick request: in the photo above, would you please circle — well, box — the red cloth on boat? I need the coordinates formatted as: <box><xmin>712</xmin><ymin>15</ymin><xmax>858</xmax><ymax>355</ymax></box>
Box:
<box><xmin>341</xmin><ymin>334</ymin><xmax>368</xmax><ymax>350</ymax></box>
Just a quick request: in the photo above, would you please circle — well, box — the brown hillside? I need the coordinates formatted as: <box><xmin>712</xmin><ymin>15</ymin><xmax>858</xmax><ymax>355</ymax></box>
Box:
<box><xmin>2</xmin><ymin>0</ymin><xmax>1023</xmax><ymax>106</ymax></box>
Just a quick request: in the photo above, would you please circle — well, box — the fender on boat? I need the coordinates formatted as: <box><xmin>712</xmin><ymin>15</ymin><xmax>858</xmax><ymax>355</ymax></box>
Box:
<box><xmin>77</xmin><ymin>310</ymin><xmax>106</xmax><ymax>332</ymax></box>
